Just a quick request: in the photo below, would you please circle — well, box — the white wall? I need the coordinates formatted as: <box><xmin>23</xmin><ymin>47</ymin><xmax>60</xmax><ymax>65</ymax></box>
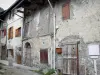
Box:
<box><xmin>7</xmin><ymin>8</ymin><xmax>24</xmax><ymax>62</ymax></box>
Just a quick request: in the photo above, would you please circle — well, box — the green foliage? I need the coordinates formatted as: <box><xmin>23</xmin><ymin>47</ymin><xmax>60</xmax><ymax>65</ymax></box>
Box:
<box><xmin>44</xmin><ymin>69</ymin><xmax>55</xmax><ymax>75</ymax></box>
<box><xmin>31</xmin><ymin>69</ymin><xmax>56</xmax><ymax>75</ymax></box>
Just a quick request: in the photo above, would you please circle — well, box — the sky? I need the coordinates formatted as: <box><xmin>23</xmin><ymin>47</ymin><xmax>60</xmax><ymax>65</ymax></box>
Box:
<box><xmin>0</xmin><ymin>0</ymin><xmax>17</xmax><ymax>10</ymax></box>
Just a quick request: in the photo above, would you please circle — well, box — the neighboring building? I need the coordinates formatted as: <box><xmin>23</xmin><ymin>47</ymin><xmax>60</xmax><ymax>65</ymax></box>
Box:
<box><xmin>22</xmin><ymin>0</ymin><xmax>56</xmax><ymax>69</ymax></box>
<box><xmin>55</xmin><ymin>0</ymin><xmax>100</xmax><ymax>75</ymax></box>
<box><xmin>0</xmin><ymin>8</ymin><xmax>6</xmax><ymax>60</ymax></box>
<box><xmin>0</xmin><ymin>0</ymin><xmax>24</xmax><ymax>64</ymax></box>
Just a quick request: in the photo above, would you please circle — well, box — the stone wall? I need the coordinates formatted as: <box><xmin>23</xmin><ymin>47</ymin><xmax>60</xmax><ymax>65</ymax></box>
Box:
<box><xmin>55</xmin><ymin>0</ymin><xmax>100</xmax><ymax>75</ymax></box>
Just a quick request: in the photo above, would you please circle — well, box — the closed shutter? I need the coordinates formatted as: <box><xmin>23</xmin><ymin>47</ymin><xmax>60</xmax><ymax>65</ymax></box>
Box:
<box><xmin>15</xmin><ymin>29</ymin><xmax>18</xmax><ymax>37</ymax></box>
<box><xmin>8</xmin><ymin>28</ymin><xmax>10</xmax><ymax>39</ymax></box>
<box><xmin>11</xmin><ymin>27</ymin><xmax>13</xmax><ymax>39</ymax></box>
<box><xmin>62</xmin><ymin>0</ymin><xmax>70</xmax><ymax>20</ymax></box>
<box><xmin>40</xmin><ymin>49</ymin><xmax>48</xmax><ymax>63</ymax></box>
<box><xmin>4</xmin><ymin>29</ymin><xmax>6</xmax><ymax>36</ymax></box>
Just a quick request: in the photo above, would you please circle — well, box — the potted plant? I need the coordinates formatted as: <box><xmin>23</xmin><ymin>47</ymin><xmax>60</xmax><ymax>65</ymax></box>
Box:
<box><xmin>56</xmin><ymin>48</ymin><xmax>62</xmax><ymax>54</ymax></box>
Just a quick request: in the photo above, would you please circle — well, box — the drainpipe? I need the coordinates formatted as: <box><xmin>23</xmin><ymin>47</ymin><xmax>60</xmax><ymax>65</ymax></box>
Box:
<box><xmin>47</xmin><ymin>0</ymin><xmax>56</xmax><ymax>69</ymax></box>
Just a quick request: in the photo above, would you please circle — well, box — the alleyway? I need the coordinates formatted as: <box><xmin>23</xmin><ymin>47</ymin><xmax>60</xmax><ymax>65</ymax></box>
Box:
<box><xmin>0</xmin><ymin>60</ymin><xmax>56</xmax><ymax>75</ymax></box>
<box><xmin>0</xmin><ymin>60</ymin><xmax>35</xmax><ymax>75</ymax></box>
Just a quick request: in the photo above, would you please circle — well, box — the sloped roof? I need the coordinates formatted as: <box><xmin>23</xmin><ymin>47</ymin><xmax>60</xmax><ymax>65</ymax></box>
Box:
<box><xmin>0</xmin><ymin>0</ymin><xmax>24</xmax><ymax>19</ymax></box>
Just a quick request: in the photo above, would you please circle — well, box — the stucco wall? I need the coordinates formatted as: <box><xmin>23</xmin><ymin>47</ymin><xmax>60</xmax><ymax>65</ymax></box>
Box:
<box><xmin>6</xmin><ymin>8</ymin><xmax>24</xmax><ymax>62</ymax></box>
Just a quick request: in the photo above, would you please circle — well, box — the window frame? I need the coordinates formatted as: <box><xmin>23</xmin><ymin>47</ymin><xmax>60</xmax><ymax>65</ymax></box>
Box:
<box><xmin>8</xmin><ymin>27</ymin><xmax>13</xmax><ymax>39</ymax></box>
<box><xmin>40</xmin><ymin>49</ymin><xmax>48</xmax><ymax>64</ymax></box>
<box><xmin>62</xmin><ymin>0</ymin><xmax>70</xmax><ymax>20</ymax></box>
<box><xmin>15</xmin><ymin>27</ymin><xmax>21</xmax><ymax>37</ymax></box>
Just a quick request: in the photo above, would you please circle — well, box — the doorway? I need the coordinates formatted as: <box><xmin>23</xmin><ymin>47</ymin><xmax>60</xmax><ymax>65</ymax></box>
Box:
<box><xmin>17</xmin><ymin>55</ymin><xmax>21</xmax><ymax>64</ymax></box>
<box><xmin>24</xmin><ymin>42</ymin><xmax>32</xmax><ymax>66</ymax></box>
<box><xmin>62</xmin><ymin>44</ymin><xmax>79</xmax><ymax>75</ymax></box>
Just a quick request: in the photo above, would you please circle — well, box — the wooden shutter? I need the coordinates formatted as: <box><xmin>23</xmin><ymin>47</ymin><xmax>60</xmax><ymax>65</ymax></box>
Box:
<box><xmin>8</xmin><ymin>28</ymin><xmax>10</xmax><ymax>39</ymax></box>
<box><xmin>4</xmin><ymin>29</ymin><xmax>6</xmax><ymax>36</ymax></box>
<box><xmin>11</xmin><ymin>27</ymin><xmax>13</xmax><ymax>39</ymax></box>
<box><xmin>40</xmin><ymin>49</ymin><xmax>48</xmax><ymax>63</ymax></box>
<box><xmin>15</xmin><ymin>29</ymin><xmax>18</xmax><ymax>37</ymax></box>
<box><xmin>62</xmin><ymin>0</ymin><xmax>70</xmax><ymax>20</ymax></box>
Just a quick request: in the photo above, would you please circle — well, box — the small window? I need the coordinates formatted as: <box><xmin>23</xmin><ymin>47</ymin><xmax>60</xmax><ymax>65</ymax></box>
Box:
<box><xmin>15</xmin><ymin>27</ymin><xmax>21</xmax><ymax>37</ymax></box>
<box><xmin>62</xmin><ymin>0</ymin><xmax>70</xmax><ymax>20</ymax></box>
<box><xmin>8</xmin><ymin>27</ymin><xmax>13</xmax><ymax>39</ymax></box>
<box><xmin>40</xmin><ymin>49</ymin><xmax>48</xmax><ymax>64</ymax></box>
<box><xmin>1</xmin><ymin>29</ymin><xmax>6</xmax><ymax>38</ymax></box>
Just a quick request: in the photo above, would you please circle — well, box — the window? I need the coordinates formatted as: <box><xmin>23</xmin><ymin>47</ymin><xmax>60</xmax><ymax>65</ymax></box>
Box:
<box><xmin>1</xmin><ymin>29</ymin><xmax>6</xmax><ymax>38</ymax></box>
<box><xmin>40</xmin><ymin>49</ymin><xmax>48</xmax><ymax>64</ymax></box>
<box><xmin>62</xmin><ymin>0</ymin><xmax>70</xmax><ymax>20</ymax></box>
<box><xmin>8</xmin><ymin>27</ymin><xmax>13</xmax><ymax>39</ymax></box>
<box><xmin>15</xmin><ymin>27</ymin><xmax>21</xmax><ymax>37</ymax></box>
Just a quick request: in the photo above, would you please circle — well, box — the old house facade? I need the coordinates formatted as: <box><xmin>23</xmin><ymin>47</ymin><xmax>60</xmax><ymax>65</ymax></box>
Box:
<box><xmin>55</xmin><ymin>0</ymin><xmax>100</xmax><ymax>75</ymax></box>
<box><xmin>0</xmin><ymin>0</ymin><xmax>100</xmax><ymax>75</ymax></box>
<box><xmin>22</xmin><ymin>0</ymin><xmax>56</xmax><ymax>69</ymax></box>
<box><xmin>21</xmin><ymin>0</ymin><xmax>100</xmax><ymax>74</ymax></box>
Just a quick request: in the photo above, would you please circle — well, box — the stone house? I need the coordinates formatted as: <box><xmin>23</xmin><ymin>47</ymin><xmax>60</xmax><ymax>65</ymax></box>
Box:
<box><xmin>22</xmin><ymin>0</ymin><xmax>56</xmax><ymax>69</ymax></box>
<box><xmin>0</xmin><ymin>0</ymin><xmax>100</xmax><ymax>75</ymax></box>
<box><xmin>55</xmin><ymin>0</ymin><xmax>100</xmax><ymax>75</ymax></box>
<box><xmin>22</xmin><ymin>0</ymin><xmax>100</xmax><ymax>74</ymax></box>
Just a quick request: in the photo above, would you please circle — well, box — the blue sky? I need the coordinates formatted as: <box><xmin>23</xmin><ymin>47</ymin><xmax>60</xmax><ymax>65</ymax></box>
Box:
<box><xmin>0</xmin><ymin>0</ymin><xmax>16</xmax><ymax>10</ymax></box>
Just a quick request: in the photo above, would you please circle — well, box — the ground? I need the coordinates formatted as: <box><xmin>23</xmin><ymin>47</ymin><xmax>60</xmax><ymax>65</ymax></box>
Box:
<box><xmin>0</xmin><ymin>60</ymin><xmax>39</xmax><ymax>75</ymax></box>
<box><xmin>0</xmin><ymin>60</ymin><xmax>56</xmax><ymax>75</ymax></box>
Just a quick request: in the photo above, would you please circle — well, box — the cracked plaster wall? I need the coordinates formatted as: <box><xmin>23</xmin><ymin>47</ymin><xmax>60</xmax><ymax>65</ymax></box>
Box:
<box><xmin>55</xmin><ymin>0</ymin><xmax>100</xmax><ymax>75</ymax></box>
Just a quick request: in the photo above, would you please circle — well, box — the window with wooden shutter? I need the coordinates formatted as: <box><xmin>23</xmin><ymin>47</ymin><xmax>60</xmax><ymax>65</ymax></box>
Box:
<box><xmin>62</xmin><ymin>0</ymin><xmax>70</xmax><ymax>20</ymax></box>
<box><xmin>8</xmin><ymin>27</ymin><xmax>13</xmax><ymax>39</ymax></box>
<box><xmin>40</xmin><ymin>49</ymin><xmax>48</xmax><ymax>64</ymax></box>
<box><xmin>1</xmin><ymin>29</ymin><xmax>6</xmax><ymax>38</ymax></box>
<box><xmin>15</xmin><ymin>27</ymin><xmax>21</xmax><ymax>37</ymax></box>
<box><xmin>11</xmin><ymin>27</ymin><xmax>13</xmax><ymax>39</ymax></box>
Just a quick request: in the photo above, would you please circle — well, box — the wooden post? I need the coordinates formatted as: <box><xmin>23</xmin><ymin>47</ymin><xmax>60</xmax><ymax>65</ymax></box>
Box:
<box><xmin>76</xmin><ymin>42</ymin><xmax>80</xmax><ymax>75</ymax></box>
<box><xmin>94</xmin><ymin>59</ymin><xmax>97</xmax><ymax>75</ymax></box>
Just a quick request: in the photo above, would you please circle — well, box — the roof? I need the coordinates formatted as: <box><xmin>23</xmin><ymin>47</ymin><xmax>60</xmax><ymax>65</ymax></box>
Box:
<box><xmin>0</xmin><ymin>0</ymin><xmax>25</xmax><ymax>19</ymax></box>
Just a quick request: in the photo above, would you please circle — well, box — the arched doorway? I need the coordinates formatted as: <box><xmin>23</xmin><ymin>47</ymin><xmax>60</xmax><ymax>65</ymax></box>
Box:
<box><xmin>24</xmin><ymin>42</ymin><xmax>32</xmax><ymax>66</ymax></box>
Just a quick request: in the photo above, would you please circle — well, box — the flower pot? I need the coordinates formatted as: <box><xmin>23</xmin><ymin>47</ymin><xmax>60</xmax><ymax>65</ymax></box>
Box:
<box><xmin>56</xmin><ymin>48</ymin><xmax>62</xmax><ymax>54</ymax></box>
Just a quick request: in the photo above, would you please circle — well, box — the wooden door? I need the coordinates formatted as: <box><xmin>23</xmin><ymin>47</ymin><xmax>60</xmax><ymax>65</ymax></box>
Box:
<box><xmin>25</xmin><ymin>48</ymin><xmax>31</xmax><ymax>66</ymax></box>
<box><xmin>17</xmin><ymin>55</ymin><xmax>21</xmax><ymax>64</ymax></box>
<box><xmin>62</xmin><ymin>44</ymin><xmax>79</xmax><ymax>75</ymax></box>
